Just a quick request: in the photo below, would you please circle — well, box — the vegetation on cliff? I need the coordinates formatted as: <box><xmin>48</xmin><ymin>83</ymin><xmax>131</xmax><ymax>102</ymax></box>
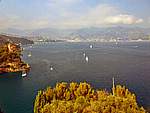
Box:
<box><xmin>0</xmin><ymin>34</ymin><xmax>34</xmax><ymax>45</ymax></box>
<box><xmin>0</xmin><ymin>42</ymin><xmax>30</xmax><ymax>73</ymax></box>
<box><xmin>34</xmin><ymin>82</ymin><xmax>146</xmax><ymax>113</ymax></box>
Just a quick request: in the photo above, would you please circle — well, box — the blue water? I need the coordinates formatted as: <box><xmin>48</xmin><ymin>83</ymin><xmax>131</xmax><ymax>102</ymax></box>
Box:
<box><xmin>0</xmin><ymin>42</ymin><xmax>150</xmax><ymax>113</ymax></box>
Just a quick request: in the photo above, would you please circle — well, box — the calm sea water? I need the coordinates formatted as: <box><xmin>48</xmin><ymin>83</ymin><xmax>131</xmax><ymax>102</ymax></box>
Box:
<box><xmin>0</xmin><ymin>42</ymin><xmax>150</xmax><ymax>113</ymax></box>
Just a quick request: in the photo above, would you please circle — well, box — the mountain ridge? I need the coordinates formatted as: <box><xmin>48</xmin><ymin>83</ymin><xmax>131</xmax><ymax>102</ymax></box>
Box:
<box><xmin>1</xmin><ymin>27</ymin><xmax>150</xmax><ymax>41</ymax></box>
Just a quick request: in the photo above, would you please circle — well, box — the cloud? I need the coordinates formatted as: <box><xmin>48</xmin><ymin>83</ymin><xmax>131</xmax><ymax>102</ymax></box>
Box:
<box><xmin>49</xmin><ymin>4</ymin><xmax>143</xmax><ymax>28</ymax></box>
<box><xmin>0</xmin><ymin>15</ymin><xmax>20</xmax><ymax>29</ymax></box>
<box><xmin>105</xmin><ymin>14</ymin><xmax>143</xmax><ymax>24</ymax></box>
<box><xmin>14</xmin><ymin>18</ymin><xmax>50</xmax><ymax>29</ymax></box>
<box><xmin>48</xmin><ymin>0</ymin><xmax>82</xmax><ymax>12</ymax></box>
<box><xmin>0</xmin><ymin>15</ymin><xmax>50</xmax><ymax>29</ymax></box>
<box><xmin>47</xmin><ymin>4</ymin><xmax>120</xmax><ymax>28</ymax></box>
<box><xmin>49</xmin><ymin>0</ymin><xmax>82</xmax><ymax>4</ymax></box>
<box><xmin>48</xmin><ymin>0</ymin><xmax>82</xmax><ymax>5</ymax></box>
<box><xmin>47</xmin><ymin>0</ymin><xmax>84</xmax><ymax>18</ymax></box>
<box><xmin>0</xmin><ymin>2</ymin><xmax>144</xmax><ymax>29</ymax></box>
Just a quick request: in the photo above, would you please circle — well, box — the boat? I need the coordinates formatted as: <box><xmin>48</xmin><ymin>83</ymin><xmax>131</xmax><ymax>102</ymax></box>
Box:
<box><xmin>28</xmin><ymin>52</ymin><xmax>32</xmax><ymax>57</ymax></box>
<box><xmin>89</xmin><ymin>44</ymin><xmax>93</xmax><ymax>48</ymax></box>
<box><xmin>22</xmin><ymin>72</ymin><xmax>27</xmax><ymax>77</ymax></box>
<box><xmin>83</xmin><ymin>53</ymin><xmax>86</xmax><ymax>57</ymax></box>
<box><xmin>85</xmin><ymin>56</ymin><xmax>89</xmax><ymax>62</ymax></box>
<box><xmin>50</xmin><ymin>66</ymin><xmax>54</xmax><ymax>71</ymax></box>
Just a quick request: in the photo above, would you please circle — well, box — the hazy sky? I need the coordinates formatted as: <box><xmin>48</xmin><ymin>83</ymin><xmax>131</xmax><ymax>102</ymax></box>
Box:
<box><xmin>0</xmin><ymin>0</ymin><xmax>150</xmax><ymax>29</ymax></box>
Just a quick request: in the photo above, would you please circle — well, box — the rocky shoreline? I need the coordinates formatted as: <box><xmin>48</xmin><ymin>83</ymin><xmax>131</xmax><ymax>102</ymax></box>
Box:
<box><xmin>0</xmin><ymin>43</ymin><xmax>30</xmax><ymax>74</ymax></box>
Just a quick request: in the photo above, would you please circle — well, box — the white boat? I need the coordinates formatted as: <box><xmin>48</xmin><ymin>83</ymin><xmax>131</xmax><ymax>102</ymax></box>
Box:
<box><xmin>22</xmin><ymin>47</ymin><xmax>25</xmax><ymax>50</ymax></box>
<box><xmin>89</xmin><ymin>44</ymin><xmax>93</xmax><ymax>48</ymax></box>
<box><xmin>85</xmin><ymin>56</ymin><xmax>89</xmax><ymax>62</ymax></box>
<box><xmin>115</xmin><ymin>41</ymin><xmax>118</xmax><ymax>45</ymax></box>
<box><xmin>50</xmin><ymin>66</ymin><xmax>54</xmax><ymax>71</ymax></box>
<box><xmin>83</xmin><ymin>53</ymin><xmax>86</xmax><ymax>57</ymax></box>
<box><xmin>22</xmin><ymin>73</ymin><xmax>27</xmax><ymax>77</ymax></box>
<box><xmin>28</xmin><ymin>53</ymin><xmax>32</xmax><ymax>57</ymax></box>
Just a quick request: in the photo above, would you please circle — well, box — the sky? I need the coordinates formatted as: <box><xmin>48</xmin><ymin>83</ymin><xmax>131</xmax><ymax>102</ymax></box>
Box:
<box><xmin>0</xmin><ymin>0</ymin><xmax>150</xmax><ymax>29</ymax></box>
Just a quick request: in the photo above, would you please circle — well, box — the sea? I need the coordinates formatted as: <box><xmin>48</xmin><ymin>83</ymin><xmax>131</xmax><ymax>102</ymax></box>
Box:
<box><xmin>0</xmin><ymin>42</ymin><xmax>150</xmax><ymax>113</ymax></box>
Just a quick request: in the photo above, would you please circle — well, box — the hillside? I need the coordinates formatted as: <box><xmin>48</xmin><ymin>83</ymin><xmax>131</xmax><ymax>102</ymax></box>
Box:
<box><xmin>0</xmin><ymin>34</ymin><xmax>34</xmax><ymax>45</ymax></box>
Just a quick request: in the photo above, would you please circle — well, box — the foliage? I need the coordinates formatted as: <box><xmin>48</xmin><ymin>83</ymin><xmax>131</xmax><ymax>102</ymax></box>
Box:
<box><xmin>34</xmin><ymin>82</ymin><xmax>146</xmax><ymax>113</ymax></box>
<box><xmin>0</xmin><ymin>43</ymin><xmax>30</xmax><ymax>73</ymax></box>
<box><xmin>0</xmin><ymin>43</ymin><xmax>21</xmax><ymax>62</ymax></box>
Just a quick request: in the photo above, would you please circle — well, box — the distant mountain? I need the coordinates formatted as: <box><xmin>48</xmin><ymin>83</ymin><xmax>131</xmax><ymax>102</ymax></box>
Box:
<box><xmin>1</xmin><ymin>27</ymin><xmax>150</xmax><ymax>42</ymax></box>
<box><xmin>0</xmin><ymin>34</ymin><xmax>34</xmax><ymax>45</ymax></box>
<box><xmin>30</xmin><ymin>28</ymin><xmax>74</xmax><ymax>40</ymax></box>
<box><xmin>69</xmin><ymin>27</ymin><xmax>150</xmax><ymax>41</ymax></box>
<box><xmin>0</xmin><ymin>28</ymin><xmax>33</xmax><ymax>36</ymax></box>
<box><xmin>29</xmin><ymin>27</ymin><xmax>150</xmax><ymax>41</ymax></box>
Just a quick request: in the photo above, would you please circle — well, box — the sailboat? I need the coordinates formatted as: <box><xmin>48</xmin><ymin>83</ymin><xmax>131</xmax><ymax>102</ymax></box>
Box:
<box><xmin>85</xmin><ymin>56</ymin><xmax>89</xmax><ymax>62</ymax></box>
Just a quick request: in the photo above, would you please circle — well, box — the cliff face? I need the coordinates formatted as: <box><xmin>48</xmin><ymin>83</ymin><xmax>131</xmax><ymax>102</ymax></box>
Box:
<box><xmin>0</xmin><ymin>43</ymin><xmax>30</xmax><ymax>74</ymax></box>
<box><xmin>0</xmin><ymin>34</ymin><xmax>34</xmax><ymax>45</ymax></box>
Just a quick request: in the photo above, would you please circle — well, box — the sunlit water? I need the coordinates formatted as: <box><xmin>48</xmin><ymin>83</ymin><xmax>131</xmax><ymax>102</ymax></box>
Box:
<box><xmin>0</xmin><ymin>42</ymin><xmax>150</xmax><ymax>113</ymax></box>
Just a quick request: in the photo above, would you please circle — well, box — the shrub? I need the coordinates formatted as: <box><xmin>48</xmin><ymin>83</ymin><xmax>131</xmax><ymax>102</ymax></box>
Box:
<box><xmin>34</xmin><ymin>82</ymin><xmax>146</xmax><ymax>113</ymax></box>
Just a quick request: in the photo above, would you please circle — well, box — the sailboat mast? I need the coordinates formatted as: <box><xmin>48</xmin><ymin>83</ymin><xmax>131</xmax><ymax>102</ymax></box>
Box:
<box><xmin>112</xmin><ymin>77</ymin><xmax>115</xmax><ymax>96</ymax></box>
